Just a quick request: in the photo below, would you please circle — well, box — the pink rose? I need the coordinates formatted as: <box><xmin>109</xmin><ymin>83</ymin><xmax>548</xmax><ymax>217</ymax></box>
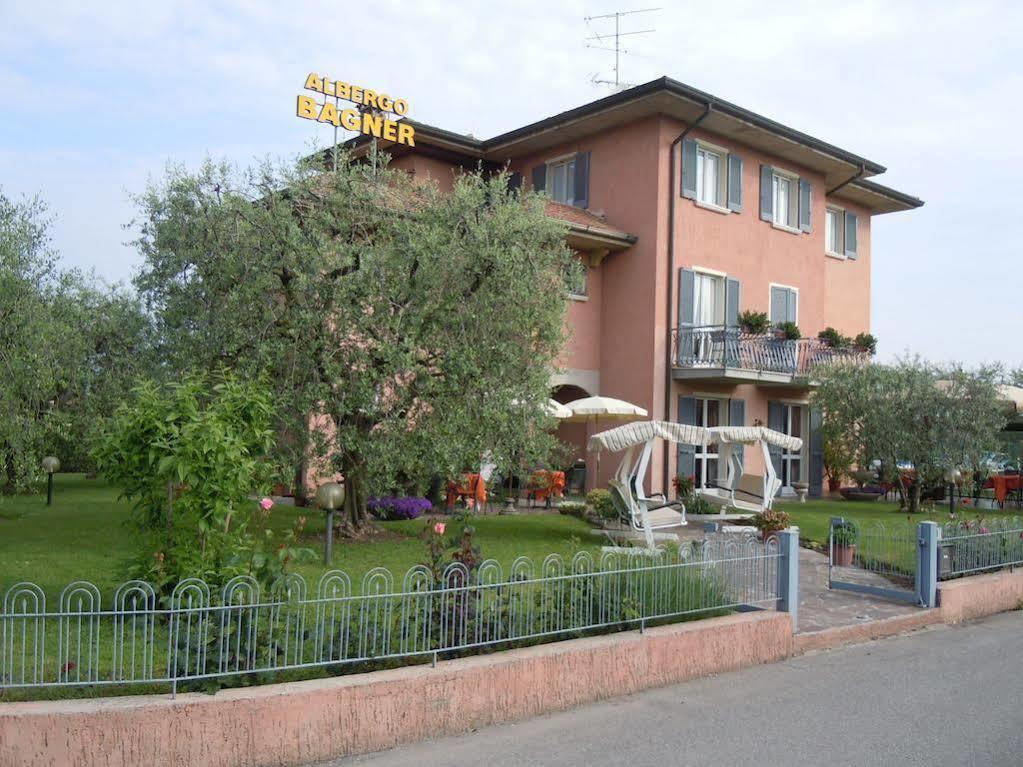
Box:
<box><xmin>260</xmin><ymin>497</ymin><xmax>274</xmax><ymax>511</ymax></box>
<box><xmin>433</xmin><ymin>522</ymin><xmax>446</xmax><ymax>535</ymax></box>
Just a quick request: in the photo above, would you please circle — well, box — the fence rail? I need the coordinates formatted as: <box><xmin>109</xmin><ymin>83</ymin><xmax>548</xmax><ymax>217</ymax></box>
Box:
<box><xmin>671</xmin><ymin>325</ymin><xmax>866</xmax><ymax>378</ymax></box>
<box><xmin>828</xmin><ymin>517</ymin><xmax>922</xmax><ymax>605</ymax></box>
<box><xmin>939</xmin><ymin>517</ymin><xmax>1023</xmax><ymax>579</ymax></box>
<box><xmin>1</xmin><ymin>538</ymin><xmax>782</xmax><ymax>693</ymax></box>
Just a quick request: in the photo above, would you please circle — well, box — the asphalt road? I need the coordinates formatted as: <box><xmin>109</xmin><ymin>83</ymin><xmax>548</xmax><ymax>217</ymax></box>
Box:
<box><xmin>324</xmin><ymin>612</ymin><xmax>1023</xmax><ymax>767</ymax></box>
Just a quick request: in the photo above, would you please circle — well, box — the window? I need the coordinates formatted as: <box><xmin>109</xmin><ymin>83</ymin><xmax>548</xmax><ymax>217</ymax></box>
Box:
<box><xmin>825</xmin><ymin>207</ymin><xmax>845</xmax><ymax>255</ymax></box>
<box><xmin>696</xmin><ymin>146</ymin><xmax>724</xmax><ymax>206</ymax></box>
<box><xmin>772</xmin><ymin>172</ymin><xmax>797</xmax><ymax>229</ymax></box>
<box><xmin>547</xmin><ymin>157</ymin><xmax>576</xmax><ymax>204</ymax></box>
<box><xmin>693</xmin><ymin>272</ymin><xmax>725</xmax><ymax>326</ymax></box>
<box><xmin>565</xmin><ymin>261</ymin><xmax>588</xmax><ymax>299</ymax></box>
<box><xmin>770</xmin><ymin>285</ymin><xmax>798</xmax><ymax>326</ymax></box>
<box><xmin>682</xmin><ymin>139</ymin><xmax>741</xmax><ymax>212</ymax></box>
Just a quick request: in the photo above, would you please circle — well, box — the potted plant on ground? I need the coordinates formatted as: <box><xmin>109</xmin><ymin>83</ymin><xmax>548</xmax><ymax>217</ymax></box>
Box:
<box><xmin>831</xmin><ymin>521</ymin><xmax>857</xmax><ymax>566</ymax></box>
<box><xmin>751</xmin><ymin>509</ymin><xmax>790</xmax><ymax>541</ymax></box>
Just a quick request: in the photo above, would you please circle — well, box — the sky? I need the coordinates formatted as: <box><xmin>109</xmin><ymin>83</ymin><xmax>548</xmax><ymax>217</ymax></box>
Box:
<box><xmin>1</xmin><ymin>0</ymin><xmax>1021</xmax><ymax>367</ymax></box>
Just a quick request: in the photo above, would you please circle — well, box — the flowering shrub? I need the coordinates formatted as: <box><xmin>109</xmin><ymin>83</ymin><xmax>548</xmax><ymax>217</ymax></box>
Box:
<box><xmin>367</xmin><ymin>495</ymin><xmax>432</xmax><ymax>521</ymax></box>
<box><xmin>751</xmin><ymin>509</ymin><xmax>791</xmax><ymax>533</ymax></box>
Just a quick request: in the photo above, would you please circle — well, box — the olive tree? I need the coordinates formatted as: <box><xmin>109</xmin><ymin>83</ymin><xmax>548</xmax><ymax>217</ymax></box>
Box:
<box><xmin>812</xmin><ymin>358</ymin><xmax>1004</xmax><ymax>512</ymax></box>
<box><xmin>132</xmin><ymin>155</ymin><xmax>573</xmax><ymax>530</ymax></box>
<box><xmin>0</xmin><ymin>190</ymin><xmax>155</xmax><ymax>491</ymax></box>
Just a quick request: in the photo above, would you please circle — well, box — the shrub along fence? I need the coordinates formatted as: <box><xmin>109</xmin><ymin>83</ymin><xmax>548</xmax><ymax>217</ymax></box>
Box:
<box><xmin>1</xmin><ymin>533</ymin><xmax>798</xmax><ymax>696</ymax></box>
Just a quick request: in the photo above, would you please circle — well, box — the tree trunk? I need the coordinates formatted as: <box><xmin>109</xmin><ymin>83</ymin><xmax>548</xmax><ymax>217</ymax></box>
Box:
<box><xmin>1</xmin><ymin>447</ymin><xmax>16</xmax><ymax>495</ymax></box>
<box><xmin>909</xmin><ymin>481</ymin><xmax>922</xmax><ymax>514</ymax></box>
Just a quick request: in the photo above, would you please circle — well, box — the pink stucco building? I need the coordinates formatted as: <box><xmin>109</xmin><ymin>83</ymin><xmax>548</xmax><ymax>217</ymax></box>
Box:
<box><xmin>344</xmin><ymin>77</ymin><xmax>922</xmax><ymax>498</ymax></box>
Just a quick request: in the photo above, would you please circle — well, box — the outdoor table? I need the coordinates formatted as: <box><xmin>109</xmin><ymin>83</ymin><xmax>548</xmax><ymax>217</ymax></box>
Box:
<box><xmin>988</xmin><ymin>474</ymin><xmax>1022</xmax><ymax>505</ymax></box>
<box><xmin>446</xmin><ymin>473</ymin><xmax>487</xmax><ymax>509</ymax></box>
<box><xmin>526</xmin><ymin>470</ymin><xmax>566</xmax><ymax>507</ymax></box>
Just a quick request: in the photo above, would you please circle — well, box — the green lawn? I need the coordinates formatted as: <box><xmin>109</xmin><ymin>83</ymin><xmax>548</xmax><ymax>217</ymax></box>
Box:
<box><xmin>775</xmin><ymin>496</ymin><xmax>1017</xmax><ymax>546</ymax></box>
<box><xmin>0</xmin><ymin>474</ymin><xmax>599</xmax><ymax>601</ymax></box>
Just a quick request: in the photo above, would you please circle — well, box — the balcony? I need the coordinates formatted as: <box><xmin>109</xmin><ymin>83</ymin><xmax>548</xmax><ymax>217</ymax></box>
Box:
<box><xmin>670</xmin><ymin>325</ymin><xmax>867</xmax><ymax>384</ymax></box>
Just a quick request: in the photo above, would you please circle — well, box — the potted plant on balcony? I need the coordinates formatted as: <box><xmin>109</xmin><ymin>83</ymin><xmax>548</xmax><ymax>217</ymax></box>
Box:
<box><xmin>853</xmin><ymin>332</ymin><xmax>877</xmax><ymax>355</ymax></box>
<box><xmin>831</xmin><ymin>521</ymin><xmax>857</xmax><ymax>566</ymax></box>
<box><xmin>775</xmin><ymin>321</ymin><xmax>801</xmax><ymax>341</ymax></box>
<box><xmin>738</xmin><ymin>310</ymin><xmax>770</xmax><ymax>335</ymax></box>
<box><xmin>817</xmin><ymin>327</ymin><xmax>851</xmax><ymax>349</ymax></box>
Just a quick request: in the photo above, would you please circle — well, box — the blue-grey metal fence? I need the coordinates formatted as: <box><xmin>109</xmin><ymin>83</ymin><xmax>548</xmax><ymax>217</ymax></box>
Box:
<box><xmin>938</xmin><ymin>517</ymin><xmax>1023</xmax><ymax>579</ymax></box>
<box><xmin>828</xmin><ymin>517</ymin><xmax>922</xmax><ymax>605</ymax></box>
<box><xmin>1</xmin><ymin>537</ymin><xmax>785</xmax><ymax>694</ymax></box>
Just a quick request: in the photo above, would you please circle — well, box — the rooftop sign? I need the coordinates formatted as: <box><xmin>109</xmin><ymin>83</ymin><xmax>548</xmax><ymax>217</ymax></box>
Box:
<box><xmin>296</xmin><ymin>74</ymin><xmax>416</xmax><ymax>147</ymax></box>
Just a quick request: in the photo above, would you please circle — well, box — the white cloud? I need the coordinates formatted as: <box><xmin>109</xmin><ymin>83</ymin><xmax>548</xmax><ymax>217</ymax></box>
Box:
<box><xmin>1</xmin><ymin>0</ymin><xmax>1021</xmax><ymax>365</ymax></box>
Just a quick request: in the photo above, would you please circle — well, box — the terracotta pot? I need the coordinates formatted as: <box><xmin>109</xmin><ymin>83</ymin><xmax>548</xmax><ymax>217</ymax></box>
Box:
<box><xmin>832</xmin><ymin>544</ymin><xmax>856</xmax><ymax>566</ymax></box>
<box><xmin>760</xmin><ymin>528</ymin><xmax>783</xmax><ymax>541</ymax></box>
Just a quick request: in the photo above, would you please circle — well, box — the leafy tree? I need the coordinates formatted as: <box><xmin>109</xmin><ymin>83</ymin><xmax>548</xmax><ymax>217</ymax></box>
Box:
<box><xmin>132</xmin><ymin>156</ymin><xmax>572</xmax><ymax>531</ymax></box>
<box><xmin>94</xmin><ymin>370</ymin><xmax>310</xmax><ymax>589</ymax></box>
<box><xmin>812</xmin><ymin>359</ymin><xmax>1004</xmax><ymax>512</ymax></box>
<box><xmin>0</xmin><ymin>190</ymin><xmax>155</xmax><ymax>491</ymax></box>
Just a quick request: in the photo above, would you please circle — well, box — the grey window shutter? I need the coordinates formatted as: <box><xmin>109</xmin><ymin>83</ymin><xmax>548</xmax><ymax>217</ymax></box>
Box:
<box><xmin>679</xmin><ymin>268</ymin><xmax>696</xmax><ymax>329</ymax></box>
<box><xmin>507</xmin><ymin>172</ymin><xmax>522</xmax><ymax>193</ymax></box>
<box><xmin>573</xmin><ymin>151</ymin><xmax>590</xmax><ymax>209</ymax></box>
<box><xmin>809</xmin><ymin>407</ymin><xmax>824</xmax><ymax>497</ymax></box>
<box><xmin>677</xmin><ymin>396</ymin><xmax>697</xmax><ymax>481</ymax></box>
<box><xmin>760</xmin><ymin>165</ymin><xmax>773</xmax><ymax>221</ymax></box>
<box><xmin>786</xmin><ymin>289</ymin><xmax>798</xmax><ymax>324</ymax></box>
<box><xmin>729</xmin><ymin>398</ymin><xmax>746</xmax><ymax>470</ymax></box>
<box><xmin>798</xmin><ymin>179</ymin><xmax>812</xmax><ymax>233</ymax></box>
<box><xmin>725</xmin><ymin>277</ymin><xmax>741</xmax><ymax>366</ymax></box>
<box><xmin>770</xmin><ymin>286</ymin><xmax>787</xmax><ymax>325</ymax></box>
<box><xmin>531</xmin><ymin>164</ymin><xmax>546</xmax><ymax>193</ymax></box>
<box><xmin>681</xmin><ymin>139</ymin><xmax>697</xmax><ymax>199</ymax></box>
<box><xmin>725</xmin><ymin>277</ymin><xmax>740</xmax><ymax>326</ymax></box>
<box><xmin>676</xmin><ymin>267</ymin><xmax>696</xmax><ymax>363</ymax></box>
<box><xmin>767</xmin><ymin>401</ymin><xmax>785</xmax><ymax>477</ymax></box>
<box><xmin>845</xmin><ymin>212</ymin><xmax>858</xmax><ymax>258</ymax></box>
<box><xmin>727</xmin><ymin>153</ymin><xmax>743</xmax><ymax>212</ymax></box>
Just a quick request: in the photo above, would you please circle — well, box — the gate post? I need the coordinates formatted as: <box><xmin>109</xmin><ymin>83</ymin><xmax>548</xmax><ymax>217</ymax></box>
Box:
<box><xmin>777</xmin><ymin>527</ymin><xmax>800</xmax><ymax>632</ymax></box>
<box><xmin>916</xmin><ymin>521</ymin><xmax>939</xmax><ymax>608</ymax></box>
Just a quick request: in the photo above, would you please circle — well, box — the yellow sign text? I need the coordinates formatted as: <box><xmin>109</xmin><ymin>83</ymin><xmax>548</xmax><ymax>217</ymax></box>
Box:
<box><xmin>296</xmin><ymin>73</ymin><xmax>415</xmax><ymax>147</ymax></box>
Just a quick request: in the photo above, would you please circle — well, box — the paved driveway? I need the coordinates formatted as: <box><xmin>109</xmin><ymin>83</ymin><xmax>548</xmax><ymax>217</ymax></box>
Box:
<box><xmin>327</xmin><ymin>612</ymin><xmax>1023</xmax><ymax>767</ymax></box>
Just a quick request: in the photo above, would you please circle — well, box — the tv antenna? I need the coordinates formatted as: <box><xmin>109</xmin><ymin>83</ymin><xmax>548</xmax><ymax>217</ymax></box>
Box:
<box><xmin>584</xmin><ymin>8</ymin><xmax>659</xmax><ymax>89</ymax></box>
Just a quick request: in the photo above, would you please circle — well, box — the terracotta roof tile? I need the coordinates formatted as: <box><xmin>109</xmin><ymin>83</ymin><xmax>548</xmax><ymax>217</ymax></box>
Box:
<box><xmin>544</xmin><ymin>201</ymin><xmax>634</xmax><ymax>241</ymax></box>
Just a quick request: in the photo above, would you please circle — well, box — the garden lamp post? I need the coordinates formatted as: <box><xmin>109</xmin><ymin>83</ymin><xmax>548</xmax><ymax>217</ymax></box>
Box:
<box><xmin>945</xmin><ymin>468</ymin><xmax>961</xmax><ymax>516</ymax></box>
<box><xmin>315</xmin><ymin>481</ymin><xmax>346</xmax><ymax>566</ymax></box>
<box><xmin>41</xmin><ymin>456</ymin><xmax>60</xmax><ymax>506</ymax></box>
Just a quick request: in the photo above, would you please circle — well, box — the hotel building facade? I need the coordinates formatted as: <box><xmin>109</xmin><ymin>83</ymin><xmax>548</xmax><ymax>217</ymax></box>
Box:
<box><xmin>343</xmin><ymin>77</ymin><xmax>923</xmax><ymax>497</ymax></box>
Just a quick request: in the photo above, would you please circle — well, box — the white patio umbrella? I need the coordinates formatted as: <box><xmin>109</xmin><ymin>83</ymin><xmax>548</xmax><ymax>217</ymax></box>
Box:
<box><xmin>546</xmin><ymin>398</ymin><xmax>573</xmax><ymax>419</ymax></box>
<box><xmin>562</xmin><ymin>396</ymin><xmax>649</xmax><ymax>485</ymax></box>
<box><xmin>561</xmin><ymin>396</ymin><xmax>648</xmax><ymax>423</ymax></box>
<box><xmin>510</xmin><ymin>398</ymin><xmax>573</xmax><ymax>419</ymax></box>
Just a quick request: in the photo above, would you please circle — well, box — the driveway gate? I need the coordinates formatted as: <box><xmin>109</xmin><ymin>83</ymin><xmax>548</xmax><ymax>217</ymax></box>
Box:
<box><xmin>828</xmin><ymin>517</ymin><xmax>938</xmax><ymax>607</ymax></box>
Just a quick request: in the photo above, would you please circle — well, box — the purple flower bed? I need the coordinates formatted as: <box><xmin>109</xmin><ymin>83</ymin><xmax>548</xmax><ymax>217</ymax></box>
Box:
<box><xmin>367</xmin><ymin>496</ymin><xmax>432</xmax><ymax>521</ymax></box>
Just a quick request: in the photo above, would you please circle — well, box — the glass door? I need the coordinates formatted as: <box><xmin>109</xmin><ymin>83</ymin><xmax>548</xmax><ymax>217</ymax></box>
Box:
<box><xmin>781</xmin><ymin>404</ymin><xmax>804</xmax><ymax>487</ymax></box>
<box><xmin>694</xmin><ymin>397</ymin><xmax>723</xmax><ymax>488</ymax></box>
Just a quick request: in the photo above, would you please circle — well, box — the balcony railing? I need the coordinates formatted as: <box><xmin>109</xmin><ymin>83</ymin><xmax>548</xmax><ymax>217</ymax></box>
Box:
<box><xmin>671</xmin><ymin>325</ymin><xmax>867</xmax><ymax>379</ymax></box>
